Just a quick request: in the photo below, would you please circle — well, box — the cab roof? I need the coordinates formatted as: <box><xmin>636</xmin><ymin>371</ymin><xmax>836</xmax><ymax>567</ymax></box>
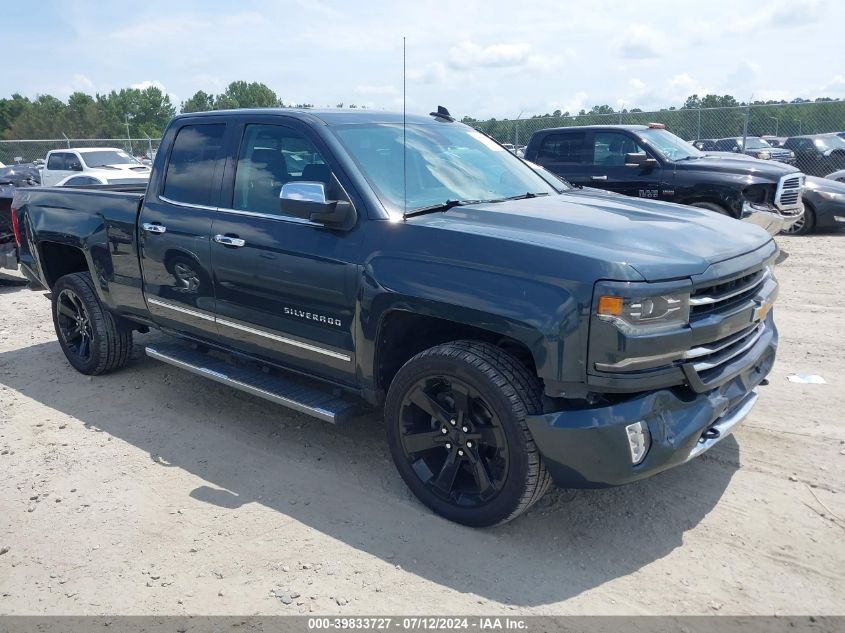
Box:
<box><xmin>174</xmin><ymin>108</ymin><xmax>442</xmax><ymax>126</ymax></box>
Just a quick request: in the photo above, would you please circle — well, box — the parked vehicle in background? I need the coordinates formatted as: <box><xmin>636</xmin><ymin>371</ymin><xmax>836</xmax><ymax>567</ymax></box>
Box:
<box><xmin>0</xmin><ymin>164</ymin><xmax>40</xmax><ymax>185</ymax></box>
<box><xmin>762</xmin><ymin>136</ymin><xmax>788</xmax><ymax>148</ymax></box>
<box><xmin>691</xmin><ymin>139</ymin><xmax>719</xmax><ymax>151</ymax></box>
<box><xmin>12</xmin><ymin>108</ymin><xmax>780</xmax><ymax>527</ymax></box>
<box><xmin>712</xmin><ymin>137</ymin><xmax>796</xmax><ymax>164</ymax></box>
<box><xmin>825</xmin><ymin>168</ymin><xmax>845</xmax><ymax>183</ymax></box>
<box><xmin>1</xmin><ymin>173</ymin><xmax>39</xmax><ymax>272</ymax></box>
<box><xmin>782</xmin><ymin>176</ymin><xmax>845</xmax><ymax>235</ymax></box>
<box><xmin>523</xmin><ymin>123</ymin><xmax>805</xmax><ymax>235</ymax></box>
<box><xmin>41</xmin><ymin>148</ymin><xmax>151</xmax><ymax>187</ymax></box>
<box><xmin>783</xmin><ymin>134</ymin><xmax>845</xmax><ymax>176</ymax></box>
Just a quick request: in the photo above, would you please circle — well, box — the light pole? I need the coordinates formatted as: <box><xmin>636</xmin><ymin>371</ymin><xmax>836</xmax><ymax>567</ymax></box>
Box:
<box><xmin>768</xmin><ymin>116</ymin><xmax>779</xmax><ymax>136</ymax></box>
<box><xmin>514</xmin><ymin>111</ymin><xmax>523</xmax><ymax>148</ymax></box>
<box><xmin>125</xmin><ymin>114</ymin><xmax>133</xmax><ymax>154</ymax></box>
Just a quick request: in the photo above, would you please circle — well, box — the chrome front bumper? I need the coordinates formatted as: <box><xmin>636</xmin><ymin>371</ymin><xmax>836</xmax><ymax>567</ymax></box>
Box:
<box><xmin>742</xmin><ymin>203</ymin><xmax>804</xmax><ymax>236</ymax></box>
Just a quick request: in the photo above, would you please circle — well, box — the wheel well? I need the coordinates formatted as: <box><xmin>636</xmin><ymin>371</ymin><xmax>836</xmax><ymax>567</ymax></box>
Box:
<box><xmin>375</xmin><ymin>311</ymin><xmax>537</xmax><ymax>397</ymax></box>
<box><xmin>39</xmin><ymin>242</ymin><xmax>88</xmax><ymax>289</ymax></box>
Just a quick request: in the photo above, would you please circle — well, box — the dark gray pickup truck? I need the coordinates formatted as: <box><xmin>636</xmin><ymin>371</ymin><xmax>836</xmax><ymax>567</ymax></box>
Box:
<box><xmin>10</xmin><ymin>108</ymin><xmax>779</xmax><ymax>526</ymax></box>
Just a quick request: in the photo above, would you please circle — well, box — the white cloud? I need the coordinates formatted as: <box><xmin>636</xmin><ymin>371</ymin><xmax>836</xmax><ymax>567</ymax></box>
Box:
<box><xmin>130</xmin><ymin>80</ymin><xmax>166</xmax><ymax>91</ymax></box>
<box><xmin>619</xmin><ymin>24</ymin><xmax>667</xmax><ymax>59</ymax></box>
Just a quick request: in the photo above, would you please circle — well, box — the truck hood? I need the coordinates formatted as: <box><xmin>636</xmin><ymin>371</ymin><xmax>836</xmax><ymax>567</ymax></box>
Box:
<box><xmin>410</xmin><ymin>192</ymin><xmax>773</xmax><ymax>281</ymax></box>
<box><xmin>673</xmin><ymin>155</ymin><xmax>798</xmax><ymax>178</ymax></box>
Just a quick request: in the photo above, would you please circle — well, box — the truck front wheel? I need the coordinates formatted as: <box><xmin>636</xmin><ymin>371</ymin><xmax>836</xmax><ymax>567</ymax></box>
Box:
<box><xmin>384</xmin><ymin>341</ymin><xmax>551</xmax><ymax>527</ymax></box>
<box><xmin>51</xmin><ymin>272</ymin><xmax>133</xmax><ymax>375</ymax></box>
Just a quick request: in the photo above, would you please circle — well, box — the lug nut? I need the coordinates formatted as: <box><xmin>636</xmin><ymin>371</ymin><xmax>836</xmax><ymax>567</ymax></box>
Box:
<box><xmin>466</xmin><ymin>441</ymin><xmax>473</xmax><ymax>448</ymax></box>
<box><xmin>462</xmin><ymin>426</ymin><xmax>468</xmax><ymax>432</ymax></box>
<box><xmin>445</xmin><ymin>443</ymin><xmax>452</xmax><ymax>449</ymax></box>
<box><xmin>450</xmin><ymin>419</ymin><xmax>456</xmax><ymax>426</ymax></box>
<box><xmin>458</xmin><ymin>450</ymin><xmax>464</xmax><ymax>456</ymax></box>
<box><xmin>441</xmin><ymin>428</ymin><xmax>448</xmax><ymax>434</ymax></box>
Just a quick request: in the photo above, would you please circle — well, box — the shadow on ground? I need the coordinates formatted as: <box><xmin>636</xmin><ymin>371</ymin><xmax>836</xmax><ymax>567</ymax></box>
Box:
<box><xmin>0</xmin><ymin>336</ymin><xmax>741</xmax><ymax>606</ymax></box>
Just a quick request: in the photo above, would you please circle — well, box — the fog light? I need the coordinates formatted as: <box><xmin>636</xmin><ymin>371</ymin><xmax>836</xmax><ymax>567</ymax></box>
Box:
<box><xmin>834</xmin><ymin>216</ymin><xmax>845</xmax><ymax>223</ymax></box>
<box><xmin>625</xmin><ymin>421</ymin><xmax>651</xmax><ymax>465</ymax></box>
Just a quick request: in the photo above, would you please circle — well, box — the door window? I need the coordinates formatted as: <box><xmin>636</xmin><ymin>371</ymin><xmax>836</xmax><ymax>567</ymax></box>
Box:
<box><xmin>537</xmin><ymin>132</ymin><xmax>588</xmax><ymax>164</ymax></box>
<box><xmin>162</xmin><ymin>123</ymin><xmax>226</xmax><ymax>206</ymax></box>
<box><xmin>47</xmin><ymin>153</ymin><xmax>70</xmax><ymax>170</ymax></box>
<box><xmin>592</xmin><ymin>132</ymin><xmax>647</xmax><ymax>166</ymax></box>
<box><xmin>233</xmin><ymin>124</ymin><xmax>330</xmax><ymax>215</ymax></box>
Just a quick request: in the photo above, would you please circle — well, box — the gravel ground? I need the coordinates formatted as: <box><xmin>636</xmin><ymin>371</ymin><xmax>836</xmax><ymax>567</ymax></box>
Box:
<box><xmin>0</xmin><ymin>233</ymin><xmax>843</xmax><ymax>616</ymax></box>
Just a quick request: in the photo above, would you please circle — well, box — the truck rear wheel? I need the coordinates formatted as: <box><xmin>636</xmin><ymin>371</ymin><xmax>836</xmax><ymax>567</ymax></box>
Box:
<box><xmin>51</xmin><ymin>272</ymin><xmax>133</xmax><ymax>375</ymax></box>
<box><xmin>384</xmin><ymin>340</ymin><xmax>551</xmax><ymax>527</ymax></box>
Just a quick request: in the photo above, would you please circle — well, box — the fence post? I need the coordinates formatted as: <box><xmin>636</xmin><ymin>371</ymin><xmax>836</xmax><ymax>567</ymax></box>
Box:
<box><xmin>697</xmin><ymin>108</ymin><xmax>701</xmax><ymax>140</ymax></box>
<box><xmin>61</xmin><ymin>132</ymin><xmax>70</xmax><ymax>149</ymax></box>
<box><xmin>741</xmin><ymin>104</ymin><xmax>750</xmax><ymax>152</ymax></box>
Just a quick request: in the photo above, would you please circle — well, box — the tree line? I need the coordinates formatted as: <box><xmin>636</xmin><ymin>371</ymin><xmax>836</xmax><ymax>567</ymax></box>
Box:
<box><xmin>2</xmin><ymin>83</ymin><xmax>843</xmax><ymax>142</ymax></box>
<box><xmin>0</xmin><ymin>81</ymin><xmax>364</xmax><ymax>140</ymax></box>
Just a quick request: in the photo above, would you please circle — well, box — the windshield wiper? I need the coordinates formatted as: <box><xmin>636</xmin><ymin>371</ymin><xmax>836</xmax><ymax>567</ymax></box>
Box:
<box><xmin>485</xmin><ymin>191</ymin><xmax>551</xmax><ymax>203</ymax></box>
<box><xmin>403</xmin><ymin>199</ymin><xmax>475</xmax><ymax>218</ymax></box>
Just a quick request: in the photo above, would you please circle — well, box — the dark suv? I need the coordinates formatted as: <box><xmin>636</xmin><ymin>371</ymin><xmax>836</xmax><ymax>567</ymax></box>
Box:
<box><xmin>713</xmin><ymin>137</ymin><xmax>795</xmax><ymax>164</ymax></box>
<box><xmin>523</xmin><ymin>124</ymin><xmax>805</xmax><ymax>234</ymax></box>
<box><xmin>783</xmin><ymin>134</ymin><xmax>845</xmax><ymax>176</ymax></box>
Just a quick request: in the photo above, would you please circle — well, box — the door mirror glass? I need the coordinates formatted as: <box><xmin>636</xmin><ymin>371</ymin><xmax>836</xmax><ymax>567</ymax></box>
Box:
<box><xmin>624</xmin><ymin>152</ymin><xmax>658</xmax><ymax>169</ymax></box>
<box><xmin>280</xmin><ymin>181</ymin><xmax>355</xmax><ymax>227</ymax></box>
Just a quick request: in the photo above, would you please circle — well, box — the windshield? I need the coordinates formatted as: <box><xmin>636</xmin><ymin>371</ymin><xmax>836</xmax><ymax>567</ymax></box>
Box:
<box><xmin>813</xmin><ymin>135</ymin><xmax>845</xmax><ymax>151</ymax></box>
<box><xmin>80</xmin><ymin>150</ymin><xmax>141</xmax><ymax>168</ymax></box>
<box><xmin>331</xmin><ymin>122</ymin><xmax>557</xmax><ymax>215</ymax></box>
<box><xmin>743</xmin><ymin>137</ymin><xmax>772</xmax><ymax>149</ymax></box>
<box><xmin>636</xmin><ymin>128</ymin><xmax>704</xmax><ymax>161</ymax></box>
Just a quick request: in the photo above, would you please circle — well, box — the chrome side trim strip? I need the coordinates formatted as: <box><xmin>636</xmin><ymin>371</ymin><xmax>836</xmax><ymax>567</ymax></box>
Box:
<box><xmin>216</xmin><ymin>317</ymin><xmax>352</xmax><ymax>362</ymax></box>
<box><xmin>159</xmin><ymin>195</ymin><xmax>219</xmax><ymax>213</ymax></box>
<box><xmin>686</xmin><ymin>389</ymin><xmax>758</xmax><ymax>462</ymax></box>
<box><xmin>690</xmin><ymin>268</ymin><xmax>770</xmax><ymax>306</ymax></box>
<box><xmin>215</xmin><ymin>206</ymin><xmax>323</xmax><ymax>227</ymax></box>
<box><xmin>147</xmin><ymin>297</ymin><xmax>215</xmax><ymax>322</ymax></box>
<box><xmin>145</xmin><ymin>347</ymin><xmax>337</xmax><ymax>423</ymax></box>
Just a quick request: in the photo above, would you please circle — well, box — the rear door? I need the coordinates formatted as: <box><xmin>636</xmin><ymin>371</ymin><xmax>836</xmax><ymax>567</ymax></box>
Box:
<box><xmin>138</xmin><ymin>118</ymin><xmax>228</xmax><ymax>339</ymax></box>
<box><xmin>586</xmin><ymin>130</ymin><xmax>664</xmax><ymax>198</ymax></box>
<box><xmin>209</xmin><ymin>115</ymin><xmax>362</xmax><ymax>385</ymax></box>
<box><xmin>530</xmin><ymin>130</ymin><xmax>592</xmax><ymax>186</ymax></box>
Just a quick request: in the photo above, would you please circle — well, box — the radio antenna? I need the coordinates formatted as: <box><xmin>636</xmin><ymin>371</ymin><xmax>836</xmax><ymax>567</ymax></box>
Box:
<box><xmin>402</xmin><ymin>35</ymin><xmax>407</xmax><ymax>220</ymax></box>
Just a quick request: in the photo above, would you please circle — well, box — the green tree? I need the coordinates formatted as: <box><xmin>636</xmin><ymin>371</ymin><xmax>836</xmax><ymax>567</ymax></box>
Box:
<box><xmin>217</xmin><ymin>81</ymin><xmax>279</xmax><ymax>109</ymax></box>
<box><xmin>181</xmin><ymin>90</ymin><xmax>215</xmax><ymax>113</ymax></box>
<box><xmin>0</xmin><ymin>94</ymin><xmax>31</xmax><ymax>136</ymax></box>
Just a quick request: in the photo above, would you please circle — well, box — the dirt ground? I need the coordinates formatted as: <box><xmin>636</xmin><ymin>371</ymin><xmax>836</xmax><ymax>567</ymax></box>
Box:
<box><xmin>0</xmin><ymin>233</ymin><xmax>843</xmax><ymax>616</ymax></box>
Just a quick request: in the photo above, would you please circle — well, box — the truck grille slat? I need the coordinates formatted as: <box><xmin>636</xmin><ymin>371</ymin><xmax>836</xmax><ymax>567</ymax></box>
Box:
<box><xmin>690</xmin><ymin>322</ymin><xmax>766</xmax><ymax>372</ymax></box>
<box><xmin>689</xmin><ymin>267</ymin><xmax>769</xmax><ymax>316</ymax></box>
<box><xmin>774</xmin><ymin>173</ymin><xmax>805</xmax><ymax>211</ymax></box>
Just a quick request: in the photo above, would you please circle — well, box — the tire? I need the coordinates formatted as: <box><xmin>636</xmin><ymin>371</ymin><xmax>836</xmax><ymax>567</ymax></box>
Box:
<box><xmin>51</xmin><ymin>272</ymin><xmax>133</xmax><ymax>375</ymax></box>
<box><xmin>690</xmin><ymin>201</ymin><xmax>731</xmax><ymax>216</ymax></box>
<box><xmin>781</xmin><ymin>203</ymin><xmax>815</xmax><ymax>235</ymax></box>
<box><xmin>384</xmin><ymin>340</ymin><xmax>551</xmax><ymax>527</ymax></box>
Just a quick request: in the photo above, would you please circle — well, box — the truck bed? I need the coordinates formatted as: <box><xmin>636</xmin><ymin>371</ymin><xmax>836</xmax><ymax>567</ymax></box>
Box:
<box><xmin>14</xmin><ymin>184</ymin><xmax>148</xmax><ymax>316</ymax></box>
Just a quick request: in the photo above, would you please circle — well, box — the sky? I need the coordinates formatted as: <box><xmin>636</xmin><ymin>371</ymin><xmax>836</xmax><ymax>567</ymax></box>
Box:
<box><xmin>5</xmin><ymin>0</ymin><xmax>844</xmax><ymax>119</ymax></box>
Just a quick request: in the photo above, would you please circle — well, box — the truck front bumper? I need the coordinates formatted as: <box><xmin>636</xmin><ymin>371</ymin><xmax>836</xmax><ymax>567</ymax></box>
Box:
<box><xmin>526</xmin><ymin>334</ymin><xmax>776</xmax><ymax>488</ymax></box>
<box><xmin>740</xmin><ymin>202</ymin><xmax>803</xmax><ymax>236</ymax></box>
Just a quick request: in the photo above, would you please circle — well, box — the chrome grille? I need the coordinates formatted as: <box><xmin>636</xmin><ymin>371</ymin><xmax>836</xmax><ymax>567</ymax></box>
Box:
<box><xmin>690</xmin><ymin>267</ymin><xmax>769</xmax><ymax>318</ymax></box>
<box><xmin>684</xmin><ymin>322</ymin><xmax>766</xmax><ymax>373</ymax></box>
<box><xmin>775</xmin><ymin>174</ymin><xmax>805</xmax><ymax>210</ymax></box>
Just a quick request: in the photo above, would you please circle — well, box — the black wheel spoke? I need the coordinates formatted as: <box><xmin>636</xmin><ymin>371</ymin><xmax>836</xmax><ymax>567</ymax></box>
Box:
<box><xmin>408</xmin><ymin>385</ymin><xmax>453</xmax><ymax>426</ymax></box>
<box><xmin>468</xmin><ymin>454</ymin><xmax>494</xmax><ymax>495</ymax></box>
<box><xmin>468</xmin><ymin>426</ymin><xmax>506</xmax><ymax>448</ymax></box>
<box><xmin>57</xmin><ymin>302</ymin><xmax>76</xmax><ymax>319</ymax></box>
<box><xmin>79</xmin><ymin>336</ymin><xmax>90</xmax><ymax>359</ymax></box>
<box><xmin>402</xmin><ymin>430</ymin><xmax>444</xmax><ymax>454</ymax></box>
<box><xmin>432</xmin><ymin>451</ymin><xmax>461</xmax><ymax>496</ymax></box>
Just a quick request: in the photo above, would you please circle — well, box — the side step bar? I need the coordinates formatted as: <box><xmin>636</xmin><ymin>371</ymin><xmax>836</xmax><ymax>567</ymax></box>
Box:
<box><xmin>145</xmin><ymin>342</ymin><xmax>358</xmax><ymax>424</ymax></box>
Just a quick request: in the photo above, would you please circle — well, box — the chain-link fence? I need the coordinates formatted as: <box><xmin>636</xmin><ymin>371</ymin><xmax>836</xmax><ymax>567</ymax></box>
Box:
<box><xmin>467</xmin><ymin>100</ymin><xmax>845</xmax><ymax>149</ymax></box>
<box><xmin>0</xmin><ymin>138</ymin><xmax>161</xmax><ymax>165</ymax></box>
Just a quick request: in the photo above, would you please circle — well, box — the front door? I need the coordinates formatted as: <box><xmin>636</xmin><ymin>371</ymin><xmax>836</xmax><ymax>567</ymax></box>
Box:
<box><xmin>586</xmin><ymin>130</ymin><xmax>664</xmax><ymax>199</ymax></box>
<box><xmin>210</xmin><ymin>119</ymin><xmax>361</xmax><ymax>384</ymax></box>
<box><xmin>531</xmin><ymin>130</ymin><xmax>593</xmax><ymax>186</ymax></box>
<box><xmin>139</xmin><ymin>120</ymin><xmax>227</xmax><ymax>339</ymax></box>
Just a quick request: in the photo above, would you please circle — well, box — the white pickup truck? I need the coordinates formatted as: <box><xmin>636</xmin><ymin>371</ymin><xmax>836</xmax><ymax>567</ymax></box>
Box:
<box><xmin>42</xmin><ymin>147</ymin><xmax>151</xmax><ymax>187</ymax></box>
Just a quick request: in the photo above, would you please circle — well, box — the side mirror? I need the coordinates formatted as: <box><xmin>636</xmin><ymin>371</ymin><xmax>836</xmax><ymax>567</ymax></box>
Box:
<box><xmin>624</xmin><ymin>152</ymin><xmax>658</xmax><ymax>169</ymax></box>
<box><xmin>70</xmin><ymin>160</ymin><xmax>83</xmax><ymax>172</ymax></box>
<box><xmin>279</xmin><ymin>181</ymin><xmax>355</xmax><ymax>227</ymax></box>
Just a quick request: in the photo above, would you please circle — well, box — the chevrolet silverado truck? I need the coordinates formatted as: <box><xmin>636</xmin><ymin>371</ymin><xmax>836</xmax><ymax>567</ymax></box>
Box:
<box><xmin>10</xmin><ymin>109</ymin><xmax>779</xmax><ymax>526</ymax></box>
<box><xmin>524</xmin><ymin>124</ymin><xmax>805</xmax><ymax>235</ymax></box>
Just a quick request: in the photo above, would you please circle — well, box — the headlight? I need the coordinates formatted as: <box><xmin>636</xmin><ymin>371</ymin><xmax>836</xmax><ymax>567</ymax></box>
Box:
<box><xmin>597</xmin><ymin>292</ymin><xmax>690</xmax><ymax>333</ymax></box>
<box><xmin>756</xmin><ymin>151</ymin><xmax>771</xmax><ymax>160</ymax></box>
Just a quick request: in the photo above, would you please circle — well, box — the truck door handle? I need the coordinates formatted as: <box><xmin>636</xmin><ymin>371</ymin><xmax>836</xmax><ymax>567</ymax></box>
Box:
<box><xmin>591</xmin><ymin>175</ymin><xmax>608</xmax><ymax>181</ymax></box>
<box><xmin>213</xmin><ymin>234</ymin><xmax>246</xmax><ymax>248</ymax></box>
<box><xmin>142</xmin><ymin>222</ymin><xmax>167</xmax><ymax>234</ymax></box>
